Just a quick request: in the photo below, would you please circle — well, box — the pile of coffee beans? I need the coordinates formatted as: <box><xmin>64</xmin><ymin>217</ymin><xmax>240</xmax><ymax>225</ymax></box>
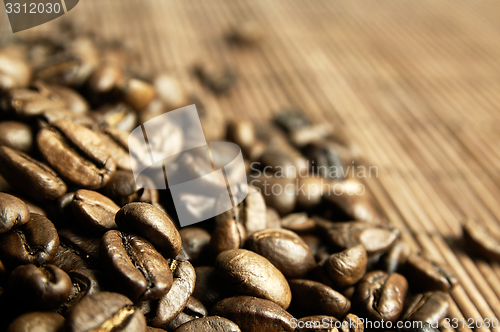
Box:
<box><xmin>0</xmin><ymin>29</ymin><xmax>464</xmax><ymax>332</ymax></box>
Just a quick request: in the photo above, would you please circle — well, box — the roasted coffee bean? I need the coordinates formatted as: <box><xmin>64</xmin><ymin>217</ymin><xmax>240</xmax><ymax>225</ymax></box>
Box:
<box><xmin>246</xmin><ymin>228</ymin><xmax>316</xmax><ymax>278</ymax></box>
<box><xmin>2</xmin><ymin>88</ymin><xmax>67</xmax><ymax>118</ymax></box>
<box><xmin>380</xmin><ymin>239</ymin><xmax>412</xmax><ymax>274</ymax></box>
<box><xmin>259</xmin><ymin>148</ymin><xmax>297</xmax><ymax>179</ymax></box>
<box><xmin>293</xmin><ymin>315</ymin><xmax>339</xmax><ymax>332</ymax></box>
<box><xmin>51</xmin><ymin>228</ymin><xmax>100</xmax><ymax>272</ymax></box>
<box><xmin>323</xmin><ymin>245</ymin><xmax>367</xmax><ymax>287</ymax></box>
<box><xmin>7</xmin><ymin>312</ymin><xmax>65</xmax><ymax>332</ymax></box>
<box><xmin>37</xmin><ymin>119</ymin><xmax>116</xmax><ymax>189</ymax></box>
<box><xmin>226</xmin><ymin>120</ymin><xmax>256</xmax><ymax>150</ymax></box>
<box><xmin>115</xmin><ymin>203</ymin><xmax>182</xmax><ymax>258</ymax></box>
<box><xmin>102</xmin><ymin>170</ymin><xmax>157</xmax><ymax>206</ymax></box>
<box><xmin>92</xmin><ymin>103</ymin><xmax>138</xmax><ymax>132</ymax></box>
<box><xmin>0</xmin><ymin>121</ymin><xmax>33</xmax><ymax>153</ymax></box>
<box><xmin>194</xmin><ymin>63</ymin><xmax>236</xmax><ymax>95</ymax></box>
<box><xmin>354</xmin><ymin>270</ymin><xmax>408</xmax><ymax>322</ymax></box>
<box><xmin>35</xmin><ymin>80</ymin><xmax>89</xmax><ymax>115</ymax></box>
<box><xmin>71</xmin><ymin>189</ymin><xmax>119</xmax><ymax>233</ymax></box>
<box><xmin>179</xmin><ymin>227</ymin><xmax>211</xmax><ymax>265</ymax></box>
<box><xmin>9</xmin><ymin>264</ymin><xmax>72</xmax><ymax>309</ymax></box>
<box><xmin>0</xmin><ymin>193</ymin><xmax>30</xmax><ymax>234</ymax></box>
<box><xmin>290</xmin><ymin>124</ymin><xmax>334</xmax><ymax>148</ymax></box>
<box><xmin>463</xmin><ymin>219</ymin><xmax>500</xmax><ymax>261</ymax></box>
<box><xmin>97</xmin><ymin>125</ymin><xmax>135</xmax><ymax>171</ymax></box>
<box><xmin>89</xmin><ymin>62</ymin><xmax>125</xmax><ymax>94</ymax></box>
<box><xmin>226</xmin><ymin>21</ymin><xmax>265</xmax><ymax>46</ymax></box>
<box><xmin>212</xmin><ymin>296</ymin><xmax>294</xmax><ymax>332</ymax></box>
<box><xmin>149</xmin><ymin>259</ymin><xmax>196</xmax><ymax>327</ymax></box>
<box><xmin>0</xmin><ymin>47</ymin><xmax>31</xmax><ymax>90</ymax></box>
<box><xmin>154</xmin><ymin>74</ymin><xmax>189</xmax><ymax>110</ymax></box>
<box><xmin>192</xmin><ymin>266</ymin><xmax>231</xmax><ymax>309</ymax></box>
<box><xmin>175</xmin><ymin>316</ymin><xmax>241</xmax><ymax>332</ymax></box>
<box><xmin>0</xmin><ymin>146</ymin><xmax>67</xmax><ymax>201</ymax></box>
<box><xmin>288</xmin><ymin>279</ymin><xmax>350</xmax><ymax>318</ymax></box>
<box><xmin>216</xmin><ymin>186</ymin><xmax>267</xmax><ymax>235</ymax></box>
<box><xmin>0</xmin><ymin>213</ymin><xmax>59</xmax><ymax>266</ymax></box>
<box><xmin>266</xmin><ymin>207</ymin><xmax>281</xmax><ymax>228</ymax></box>
<box><xmin>66</xmin><ymin>292</ymin><xmax>146</xmax><ymax>332</ymax></box>
<box><xmin>404</xmin><ymin>255</ymin><xmax>458</xmax><ymax>292</ymax></box>
<box><xmin>215</xmin><ymin>249</ymin><xmax>292</xmax><ymax>309</ymax></box>
<box><xmin>122</xmin><ymin>78</ymin><xmax>156</xmax><ymax>110</ymax></box>
<box><xmin>100</xmin><ymin>230</ymin><xmax>173</xmax><ymax>301</ymax></box>
<box><xmin>250</xmin><ymin>174</ymin><xmax>296</xmax><ymax>216</ymax></box>
<box><xmin>147</xmin><ymin>327</ymin><xmax>167</xmax><ymax>332</ymax></box>
<box><xmin>162</xmin><ymin>297</ymin><xmax>207</xmax><ymax>331</ymax></box>
<box><xmin>59</xmin><ymin>269</ymin><xmax>103</xmax><ymax>314</ymax></box>
<box><xmin>297</xmin><ymin>177</ymin><xmax>325</xmax><ymax>210</ymax></box>
<box><xmin>280</xmin><ymin>212</ymin><xmax>316</xmax><ymax>233</ymax></box>
<box><xmin>340</xmin><ymin>313</ymin><xmax>364</xmax><ymax>332</ymax></box>
<box><xmin>401</xmin><ymin>291</ymin><xmax>449</xmax><ymax>326</ymax></box>
<box><xmin>274</xmin><ymin>109</ymin><xmax>311</xmax><ymax>133</ymax></box>
<box><xmin>209</xmin><ymin>219</ymin><xmax>246</xmax><ymax>257</ymax></box>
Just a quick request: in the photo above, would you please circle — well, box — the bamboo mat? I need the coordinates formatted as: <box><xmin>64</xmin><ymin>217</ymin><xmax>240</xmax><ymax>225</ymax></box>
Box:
<box><xmin>2</xmin><ymin>1</ymin><xmax>500</xmax><ymax>331</ymax></box>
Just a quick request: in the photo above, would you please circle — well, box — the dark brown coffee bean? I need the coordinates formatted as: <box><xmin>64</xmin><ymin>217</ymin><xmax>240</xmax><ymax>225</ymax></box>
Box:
<box><xmin>51</xmin><ymin>246</ymin><xmax>88</xmax><ymax>272</ymax></box>
<box><xmin>0</xmin><ymin>213</ymin><xmax>59</xmax><ymax>266</ymax></box>
<box><xmin>102</xmin><ymin>170</ymin><xmax>157</xmax><ymax>206</ymax></box>
<box><xmin>215</xmin><ymin>249</ymin><xmax>292</xmax><ymax>309</ymax></box>
<box><xmin>246</xmin><ymin>228</ymin><xmax>316</xmax><ymax>278</ymax></box>
<box><xmin>66</xmin><ymin>291</ymin><xmax>146</xmax><ymax>332</ymax></box>
<box><xmin>115</xmin><ymin>203</ymin><xmax>182</xmax><ymax>258</ymax></box>
<box><xmin>9</xmin><ymin>264</ymin><xmax>72</xmax><ymax>309</ymax></box>
<box><xmin>59</xmin><ymin>269</ymin><xmax>103</xmax><ymax>314</ymax></box>
<box><xmin>280</xmin><ymin>212</ymin><xmax>316</xmax><ymax>233</ymax></box>
<box><xmin>274</xmin><ymin>109</ymin><xmax>311</xmax><ymax>133</ymax></box>
<box><xmin>0</xmin><ymin>146</ymin><xmax>67</xmax><ymax>201</ymax></box>
<box><xmin>7</xmin><ymin>312</ymin><xmax>64</xmax><ymax>332</ymax></box>
<box><xmin>323</xmin><ymin>245</ymin><xmax>367</xmax><ymax>287</ymax></box>
<box><xmin>249</xmin><ymin>174</ymin><xmax>296</xmax><ymax>216</ymax></box>
<box><xmin>194</xmin><ymin>63</ymin><xmax>236</xmax><ymax>95</ymax></box>
<box><xmin>175</xmin><ymin>316</ymin><xmax>241</xmax><ymax>332</ymax></box>
<box><xmin>0</xmin><ymin>193</ymin><xmax>30</xmax><ymax>234</ymax></box>
<box><xmin>259</xmin><ymin>148</ymin><xmax>297</xmax><ymax>179</ymax></box>
<box><xmin>192</xmin><ymin>266</ymin><xmax>231</xmax><ymax>310</ymax></box>
<box><xmin>294</xmin><ymin>315</ymin><xmax>339</xmax><ymax>332</ymax></box>
<box><xmin>463</xmin><ymin>219</ymin><xmax>500</xmax><ymax>261</ymax></box>
<box><xmin>226</xmin><ymin>21</ymin><xmax>265</xmax><ymax>46</ymax></box>
<box><xmin>209</xmin><ymin>219</ymin><xmax>246</xmax><ymax>257</ymax></box>
<box><xmin>354</xmin><ymin>270</ymin><xmax>408</xmax><ymax>322</ymax></box>
<box><xmin>71</xmin><ymin>189</ymin><xmax>119</xmax><ymax>233</ymax></box>
<box><xmin>162</xmin><ymin>297</ymin><xmax>207</xmax><ymax>331</ymax></box>
<box><xmin>215</xmin><ymin>296</ymin><xmax>295</xmax><ymax>332</ymax></box>
<box><xmin>404</xmin><ymin>255</ymin><xmax>458</xmax><ymax>292</ymax></box>
<box><xmin>122</xmin><ymin>78</ymin><xmax>156</xmax><ymax>110</ymax></box>
<box><xmin>179</xmin><ymin>227</ymin><xmax>211</xmax><ymax>265</ymax></box>
<box><xmin>37</xmin><ymin>119</ymin><xmax>116</xmax><ymax>189</ymax></box>
<box><xmin>401</xmin><ymin>291</ymin><xmax>449</xmax><ymax>326</ymax></box>
<box><xmin>51</xmin><ymin>228</ymin><xmax>100</xmax><ymax>272</ymax></box>
<box><xmin>340</xmin><ymin>313</ymin><xmax>364</xmax><ymax>332</ymax></box>
<box><xmin>148</xmin><ymin>327</ymin><xmax>167</xmax><ymax>332</ymax></box>
<box><xmin>0</xmin><ymin>121</ymin><xmax>33</xmax><ymax>153</ymax></box>
<box><xmin>379</xmin><ymin>239</ymin><xmax>412</xmax><ymax>274</ymax></box>
<box><xmin>289</xmin><ymin>279</ymin><xmax>350</xmax><ymax>318</ymax></box>
<box><xmin>100</xmin><ymin>230</ymin><xmax>173</xmax><ymax>301</ymax></box>
<box><xmin>297</xmin><ymin>177</ymin><xmax>324</xmax><ymax>210</ymax></box>
<box><xmin>97</xmin><ymin>126</ymin><xmax>135</xmax><ymax>171</ymax></box>
<box><xmin>149</xmin><ymin>259</ymin><xmax>196</xmax><ymax>327</ymax></box>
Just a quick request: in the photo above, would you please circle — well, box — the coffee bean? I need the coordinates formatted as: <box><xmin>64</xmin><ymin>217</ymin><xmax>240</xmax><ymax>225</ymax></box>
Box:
<box><xmin>66</xmin><ymin>291</ymin><xmax>146</xmax><ymax>332</ymax></box>
<box><xmin>154</xmin><ymin>74</ymin><xmax>189</xmax><ymax>110</ymax></box>
<box><xmin>9</xmin><ymin>264</ymin><xmax>72</xmax><ymax>309</ymax></box>
<box><xmin>34</xmin><ymin>80</ymin><xmax>89</xmax><ymax>115</ymax></box>
<box><xmin>149</xmin><ymin>259</ymin><xmax>196</xmax><ymax>327</ymax></box>
<box><xmin>379</xmin><ymin>239</ymin><xmax>412</xmax><ymax>274</ymax></box>
<box><xmin>401</xmin><ymin>291</ymin><xmax>449</xmax><ymax>326</ymax></box>
<box><xmin>192</xmin><ymin>266</ymin><xmax>231</xmax><ymax>310</ymax></box>
<box><xmin>354</xmin><ymin>270</ymin><xmax>408</xmax><ymax>322</ymax></box>
<box><xmin>0</xmin><ymin>213</ymin><xmax>59</xmax><ymax>266</ymax></box>
<box><xmin>404</xmin><ymin>255</ymin><xmax>458</xmax><ymax>292</ymax></box>
<box><xmin>51</xmin><ymin>228</ymin><xmax>100</xmax><ymax>272</ymax></box>
<box><xmin>0</xmin><ymin>146</ymin><xmax>67</xmax><ymax>201</ymax></box>
<box><xmin>97</xmin><ymin>126</ymin><xmax>135</xmax><ymax>171</ymax></box>
<box><xmin>59</xmin><ymin>269</ymin><xmax>103</xmax><ymax>314</ymax></box>
<box><xmin>175</xmin><ymin>316</ymin><xmax>241</xmax><ymax>332</ymax></box>
<box><xmin>215</xmin><ymin>249</ymin><xmax>292</xmax><ymax>309</ymax></box>
<box><xmin>274</xmin><ymin>109</ymin><xmax>311</xmax><ymax>133</ymax></box>
<box><xmin>289</xmin><ymin>124</ymin><xmax>333</xmax><ymax>148</ymax></box>
<box><xmin>147</xmin><ymin>327</ymin><xmax>167</xmax><ymax>332</ymax></box>
<box><xmin>7</xmin><ymin>312</ymin><xmax>65</xmax><ymax>332</ymax></box>
<box><xmin>194</xmin><ymin>63</ymin><xmax>236</xmax><ymax>95</ymax></box>
<box><xmin>209</xmin><ymin>219</ymin><xmax>246</xmax><ymax>257</ymax></box>
<box><xmin>280</xmin><ymin>212</ymin><xmax>316</xmax><ymax>233</ymax></box>
<box><xmin>340</xmin><ymin>313</ymin><xmax>364</xmax><ymax>332</ymax></box>
<box><xmin>226</xmin><ymin>21</ymin><xmax>265</xmax><ymax>46</ymax></box>
<box><xmin>296</xmin><ymin>177</ymin><xmax>324</xmax><ymax>210</ymax></box>
<box><xmin>226</xmin><ymin>120</ymin><xmax>256</xmax><ymax>149</ymax></box>
<box><xmin>250</xmin><ymin>174</ymin><xmax>296</xmax><ymax>216</ymax></box>
<box><xmin>37</xmin><ymin>119</ymin><xmax>116</xmax><ymax>189</ymax></box>
<box><xmin>211</xmin><ymin>296</ymin><xmax>295</xmax><ymax>332</ymax></box>
<box><xmin>115</xmin><ymin>203</ymin><xmax>182</xmax><ymax>258</ymax></box>
<box><xmin>71</xmin><ymin>189</ymin><xmax>119</xmax><ymax>234</ymax></box>
<box><xmin>246</xmin><ymin>228</ymin><xmax>316</xmax><ymax>278</ymax></box>
<box><xmin>2</xmin><ymin>89</ymin><xmax>66</xmax><ymax>118</ymax></box>
<box><xmin>266</xmin><ymin>207</ymin><xmax>281</xmax><ymax>228</ymax></box>
<box><xmin>259</xmin><ymin>148</ymin><xmax>297</xmax><ymax>179</ymax></box>
<box><xmin>288</xmin><ymin>279</ymin><xmax>350</xmax><ymax>318</ymax></box>
<box><xmin>323</xmin><ymin>245</ymin><xmax>367</xmax><ymax>287</ymax></box>
<box><xmin>0</xmin><ymin>193</ymin><xmax>30</xmax><ymax>234</ymax></box>
<box><xmin>463</xmin><ymin>219</ymin><xmax>500</xmax><ymax>261</ymax></box>
<box><xmin>89</xmin><ymin>63</ymin><xmax>125</xmax><ymax>94</ymax></box>
<box><xmin>0</xmin><ymin>121</ymin><xmax>33</xmax><ymax>153</ymax></box>
<box><xmin>92</xmin><ymin>103</ymin><xmax>138</xmax><ymax>133</ymax></box>
<box><xmin>102</xmin><ymin>170</ymin><xmax>157</xmax><ymax>206</ymax></box>
<box><xmin>294</xmin><ymin>315</ymin><xmax>339</xmax><ymax>332</ymax></box>
<box><xmin>179</xmin><ymin>227</ymin><xmax>210</xmax><ymax>265</ymax></box>
<box><xmin>122</xmin><ymin>78</ymin><xmax>156</xmax><ymax>110</ymax></box>
<box><xmin>0</xmin><ymin>48</ymin><xmax>31</xmax><ymax>90</ymax></box>
<box><xmin>100</xmin><ymin>230</ymin><xmax>173</xmax><ymax>301</ymax></box>
<box><xmin>162</xmin><ymin>297</ymin><xmax>207</xmax><ymax>331</ymax></box>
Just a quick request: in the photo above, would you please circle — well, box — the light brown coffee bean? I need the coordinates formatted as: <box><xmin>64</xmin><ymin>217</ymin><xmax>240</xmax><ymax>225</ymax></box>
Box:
<box><xmin>175</xmin><ymin>316</ymin><xmax>241</xmax><ymax>332</ymax></box>
<box><xmin>323</xmin><ymin>245</ymin><xmax>367</xmax><ymax>287</ymax></box>
<box><xmin>122</xmin><ymin>78</ymin><xmax>156</xmax><ymax>110</ymax></box>
<box><xmin>280</xmin><ymin>212</ymin><xmax>315</xmax><ymax>233</ymax></box>
<box><xmin>35</xmin><ymin>80</ymin><xmax>89</xmax><ymax>115</ymax></box>
<box><xmin>71</xmin><ymin>189</ymin><xmax>119</xmax><ymax>234</ymax></box>
<box><xmin>0</xmin><ymin>121</ymin><xmax>33</xmax><ymax>153</ymax></box>
<box><xmin>7</xmin><ymin>312</ymin><xmax>64</xmax><ymax>332</ymax></box>
<box><xmin>0</xmin><ymin>193</ymin><xmax>30</xmax><ymax>234</ymax></box>
<box><xmin>401</xmin><ymin>291</ymin><xmax>449</xmax><ymax>326</ymax></box>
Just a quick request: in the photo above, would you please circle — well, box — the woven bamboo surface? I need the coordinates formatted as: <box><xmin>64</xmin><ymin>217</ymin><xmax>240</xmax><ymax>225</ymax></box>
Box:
<box><xmin>2</xmin><ymin>1</ymin><xmax>500</xmax><ymax>331</ymax></box>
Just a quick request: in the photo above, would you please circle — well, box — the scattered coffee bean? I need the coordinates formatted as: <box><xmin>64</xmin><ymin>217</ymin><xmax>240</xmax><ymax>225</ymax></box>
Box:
<box><xmin>0</xmin><ymin>193</ymin><xmax>30</xmax><ymax>234</ymax></box>
<box><xmin>404</xmin><ymin>255</ymin><xmax>458</xmax><ymax>292</ymax></box>
<box><xmin>323</xmin><ymin>244</ymin><xmax>367</xmax><ymax>287</ymax></box>
<box><xmin>463</xmin><ymin>219</ymin><xmax>500</xmax><ymax>261</ymax></box>
<box><xmin>401</xmin><ymin>291</ymin><xmax>449</xmax><ymax>326</ymax></box>
<box><xmin>71</xmin><ymin>189</ymin><xmax>119</xmax><ymax>233</ymax></box>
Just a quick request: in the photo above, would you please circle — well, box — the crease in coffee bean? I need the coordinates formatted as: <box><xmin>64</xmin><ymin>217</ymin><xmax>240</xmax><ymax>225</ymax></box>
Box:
<box><xmin>91</xmin><ymin>305</ymin><xmax>135</xmax><ymax>332</ymax></box>
<box><xmin>121</xmin><ymin>234</ymin><xmax>155</xmax><ymax>291</ymax></box>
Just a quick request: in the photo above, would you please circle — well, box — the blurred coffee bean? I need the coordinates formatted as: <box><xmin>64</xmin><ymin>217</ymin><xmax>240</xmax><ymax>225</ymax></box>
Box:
<box><xmin>340</xmin><ymin>313</ymin><xmax>364</xmax><ymax>332</ymax></box>
<box><xmin>226</xmin><ymin>21</ymin><xmax>265</xmax><ymax>46</ymax></box>
<box><xmin>401</xmin><ymin>291</ymin><xmax>449</xmax><ymax>327</ymax></box>
<box><xmin>100</xmin><ymin>230</ymin><xmax>173</xmax><ymax>301</ymax></box>
<box><xmin>0</xmin><ymin>121</ymin><xmax>33</xmax><ymax>153</ymax></box>
<box><xmin>379</xmin><ymin>239</ymin><xmax>412</xmax><ymax>274</ymax></box>
<box><xmin>122</xmin><ymin>78</ymin><xmax>156</xmax><ymax>110</ymax></box>
<box><xmin>294</xmin><ymin>315</ymin><xmax>339</xmax><ymax>332</ymax></box>
<box><xmin>274</xmin><ymin>109</ymin><xmax>311</xmax><ymax>133</ymax></box>
<box><xmin>323</xmin><ymin>244</ymin><xmax>367</xmax><ymax>287</ymax></box>
<box><xmin>0</xmin><ymin>146</ymin><xmax>67</xmax><ymax>201</ymax></box>
<box><xmin>192</xmin><ymin>266</ymin><xmax>231</xmax><ymax>310</ymax></box>
<box><xmin>102</xmin><ymin>170</ymin><xmax>156</xmax><ymax>206</ymax></box>
<box><xmin>66</xmin><ymin>292</ymin><xmax>146</xmax><ymax>332</ymax></box>
<box><xmin>250</xmin><ymin>174</ymin><xmax>296</xmax><ymax>216</ymax></box>
<box><xmin>297</xmin><ymin>176</ymin><xmax>324</xmax><ymax>210</ymax></box>
<box><xmin>301</xmin><ymin>234</ymin><xmax>322</xmax><ymax>257</ymax></box>
<box><xmin>37</xmin><ymin>119</ymin><xmax>116</xmax><ymax>189</ymax></box>
<box><xmin>175</xmin><ymin>316</ymin><xmax>241</xmax><ymax>332</ymax></box>
<box><xmin>289</xmin><ymin>123</ymin><xmax>334</xmax><ymax>148</ymax></box>
<box><xmin>71</xmin><ymin>189</ymin><xmax>119</xmax><ymax>234</ymax></box>
<box><xmin>259</xmin><ymin>148</ymin><xmax>297</xmax><ymax>179</ymax></box>
<box><xmin>91</xmin><ymin>103</ymin><xmax>137</xmax><ymax>132</ymax></box>
<box><xmin>9</xmin><ymin>264</ymin><xmax>72</xmax><ymax>309</ymax></box>
<box><xmin>1</xmin><ymin>88</ymin><xmax>66</xmax><ymax>118</ymax></box>
<box><xmin>354</xmin><ymin>270</ymin><xmax>408</xmax><ymax>322</ymax></box>
<box><xmin>281</xmin><ymin>212</ymin><xmax>316</xmax><ymax>233</ymax></box>
<box><xmin>0</xmin><ymin>193</ymin><xmax>30</xmax><ymax>234</ymax></box>
<box><xmin>34</xmin><ymin>80</ymin><xmax>89</xmax><ymax>115</ymax></box>
<box><xmin>162</xmin><ymin>297</ymin><xmax>207</xmax><ymax>331</ymax></box>
<box><xmin>209</xmin><ymin>219</ymin><xmax>246</xmax><ymax>257</ymax></box>
<box><xmin>266</xmin><ymin>207</ymin><xmax>281</xmax><ymax>228</ymax></box>
<box><xmin>194</xmin><ymin>63</ymin><xmax>236</xmax><ymax>95</ymax></box>
<box><xmin>0</xmin><ymin>48</ymin><xmax>31</xmax><ymax>90</ymax></box>
<box><xmin>149</xmin><ymin>259</ymin><xmax>196</xmax><ymax>327</ymax></box>
<box><xmin>304</xmin><ymin>141</ymin><xmax>349</xmax><ymax>180</ymax></box>
<box><xmin>288</xmin><ymin>279</ymin><xmax>350</xmax><ymax>318</ymax></box>
<box><xmin>463</xmin><ymin>219</ymin><xmax>500</xmax><ymax>261</ymax></box>
<box><xmin>6</xmin><ymin>312</ymin><xmax>64</xmax><ymax>332</ymax></box>
<box><xmin>0</xmin><ymin>213</ymin><xmax>59</xmax><ymax>266</ymax></box>
<box><xmin>179</xmin><ymin>227</ymin><xmax>211</xmax><ymax>265</ymax></box>
<box><xmin>226</xmin><ymin>120</ymin><xmax>256</xmax><ymax>150</ymax></box>
<box><xmin>211</xmin><ymin>296</ymin><xmax>295</xmax><ymax>332</ymax></box>
<box><xmin>115</xmin><ymin>202</ymin><xmax>182</xmax><ymax>258</ymax></box>
<box><xmin>154</xmin><ymin>74</ymin><xmax>189</xmax><ymax>110</ymax></box>
<box><xmin>246</xmin><ymin>228</ymin><xmax>316</xmax><ymax>278</ymax></box>
<box><xmin>404</xmin><ymin>255</ymin><xmax>458</xmax><ymax>292</ymax></box>
<box><xmin>215</xmin><ymin>249</ymin><xmax>292</xmax><ymax>309</ymax></box>
<box><xmin>89</xmin><ymin>63</ymin><xmax>125</xmax><ymax>94</ymax></box>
